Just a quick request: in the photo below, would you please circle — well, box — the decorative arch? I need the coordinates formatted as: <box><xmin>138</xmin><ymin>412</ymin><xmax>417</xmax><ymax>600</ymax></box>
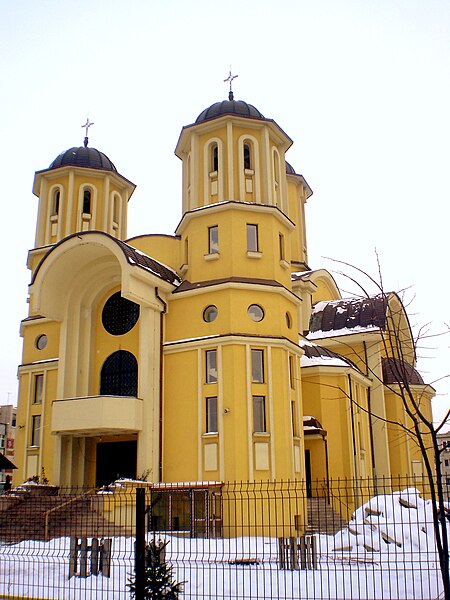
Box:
<box><xmin>238</xmin><ymin>134</ymin><xmax>261</xmax><ymax>203</ymax></box>
<box><xmin>100</xmin><ymin>350</ymin><xmax>138</xmax><ymax>397</ymax></box>
<box><xmin>203</xmin><ymin>137</ymin><xmax>224</xmax><ymax>204</ymax></box>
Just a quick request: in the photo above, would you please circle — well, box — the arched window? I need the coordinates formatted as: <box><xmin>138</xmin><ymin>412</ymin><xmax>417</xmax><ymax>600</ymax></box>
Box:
<box><xmin>52</xmin><ymin>189</ymin><xmax>60</xmax><ymax>216</ymax></box>
<box><xmin>100</xmin><ymin>350</ymin><xmax>138</xmax><ymax>397</ymax></box>
<box><xmin>83</xmin><ymin>189</ymin><xmax>91</xmax><ymax>214</ymax></box>
<box><xmin>272</xmin><ymin>149</ymin><xmax>282</xmax><ymax>208</ymax></box>
<box><xmin>211</xmin><ymin>144</ymin><xmax>218</xmax><ymax>172</ymax></box>
<box><xmin>244</xmin><ymin>144</ymin><xmax>251</xmax><ymax>170</ymax></box>
<box><xmin>112</xmin><ymin>194</ymin><xmax>121</xmax><ymax>235</ymax></box>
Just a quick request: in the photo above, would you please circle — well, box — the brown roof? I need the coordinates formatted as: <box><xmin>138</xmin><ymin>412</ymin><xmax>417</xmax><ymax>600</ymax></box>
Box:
<box><xmin>174</xmin><ymin>276</ymin><xmax>283</xmax><ymax>293</ymax></box>
<box><xmin>309</xmin><ymin>295</ymin><xmax>387</xmax><ymax>335</ymax></box>
<box><xmin>115</xmin><ymin>240</ymin><xmax>181</xmax><ymax>286</ymax></box>
<box><xmin>382</xmin><ymin>358</ymin><xmax>425</xmax><ymax>386</ymax></box>
<box><xmin>32</xmin><ymin>231</ymin><xmax>182</xmax><ymax>288</ymax></box>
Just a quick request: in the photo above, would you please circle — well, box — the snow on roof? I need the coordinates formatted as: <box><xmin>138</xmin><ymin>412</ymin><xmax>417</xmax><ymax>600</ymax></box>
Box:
<box><xmin>299</xmin><ymin>339</ymin><xmax>362</xmax><ymax>372</ymax></box>
<box><xmin>309</xmin><ymin>295</ymin><xmax>387</xmax><ymax>339</ymax></box>
<box><xmin>307</xmin><ymin>324</ymin><xmax>380</xmax><ymax>340</ymax></box>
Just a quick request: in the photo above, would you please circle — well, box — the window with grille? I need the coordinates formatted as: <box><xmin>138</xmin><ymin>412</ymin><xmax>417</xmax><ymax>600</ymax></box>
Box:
<box><xmin>102</xmin><ymin>292</ymin><xmax>140</xmax><ymax>336</ymax></box>
<box><xmin>100</xmin><ymin>350</ymin><xmax>138</xmax><ymax>397</ymax></box>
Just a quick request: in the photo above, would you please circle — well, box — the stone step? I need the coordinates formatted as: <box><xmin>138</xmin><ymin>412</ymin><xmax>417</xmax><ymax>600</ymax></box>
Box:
<box><xmin>307</xmin><ymin>497</ymin><xmax>347</xmax><ymax>535</ymax></box>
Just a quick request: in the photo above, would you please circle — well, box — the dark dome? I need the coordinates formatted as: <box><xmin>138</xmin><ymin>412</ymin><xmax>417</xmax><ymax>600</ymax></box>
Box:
<box><xmin>196</xmin><ymin>99</ymin><xmax>265</xmax><ymax>123</ymax></box>
<box><xmin>382</xmin><ymin>358</ymin><xmax>425</xmax><ymax>386</ymax></box>
<box><xmin>285</xmin><ymin>161</ymin><xmax>296</xmax><ymax>174</ymax></box>
<box><xmin>49</xmin><ymin>146</ymin><xmax>117</xmax><ymax>172</ymax></box>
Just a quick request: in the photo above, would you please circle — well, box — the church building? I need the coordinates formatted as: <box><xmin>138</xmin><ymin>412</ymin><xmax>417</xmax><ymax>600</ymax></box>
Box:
<box><xmin>14</xmin><ymin>90</ymin><xmax>434</xmax><ymax>513</ymax></box>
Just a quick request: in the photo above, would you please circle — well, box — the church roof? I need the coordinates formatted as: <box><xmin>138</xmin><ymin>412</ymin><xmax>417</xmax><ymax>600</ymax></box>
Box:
<box><xmin>308</xmin><ymin>295</ymin><xmax>387</xmax><ymax>339</ymax></box>
<box><xmin>116</xmin><ymin>240</ymin><xmax>182</xmax><ymax>286</ymax></box>
<box><xmin>196</xmin><ymin>98</ymin><xmax>265</xmax><ymax>123</ymax></box>
<box><xmin>382</xmin><ymin>357</ymin><xmax>425</xmax><ymax>386</ymax></box>
<box><xmin>299</xmin><ymin>339</ymin><xmax>362</xmax><ymax>372</ymax></box>
<box><xmin>31</xmin><ymin>232</ymin><xmax>182</xmax><ymax>288</ymax></box>
<box><xmin>48</xmin><ymin>146</ymin><xmax>117</xmax><ymax>172</ymax></box>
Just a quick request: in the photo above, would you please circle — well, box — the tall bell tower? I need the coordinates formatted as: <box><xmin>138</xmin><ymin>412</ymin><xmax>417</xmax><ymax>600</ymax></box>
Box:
<box><xmin>30</xmin><ymin>124</ymin><xmax>136</xmax><ymax>274</ymax></box>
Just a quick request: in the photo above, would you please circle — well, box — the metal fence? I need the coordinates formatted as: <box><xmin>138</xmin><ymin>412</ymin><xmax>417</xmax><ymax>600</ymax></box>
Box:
<box><xmin>0</xmin><ymin>476</ymin><xmax>447</xmax><ymax>599</ymax></box>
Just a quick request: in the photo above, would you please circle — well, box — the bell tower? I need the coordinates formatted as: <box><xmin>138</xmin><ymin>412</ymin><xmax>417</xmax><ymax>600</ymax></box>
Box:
<box><xmin>30</xmin><ymin>126</ymin><xmax>135</xmax><ymax>273</ymax></box>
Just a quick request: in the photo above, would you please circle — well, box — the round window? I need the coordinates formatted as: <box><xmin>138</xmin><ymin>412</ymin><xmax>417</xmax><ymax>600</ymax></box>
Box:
<box><xmin>286</xmin><ymin>312</ymin><xmax>292</xmax><ymax>329</ymax></box>
<box><xmin>36</xmin><ymin>334</ymin><xmax>47</xmax><ymax>350</ymax></box>
<box><xmin>248</xmin><ymin>304</ymin><xmax>264</xmax><ymax>322</ymax></box>
<box><xmin>102</xmin><ymin>292</ymin><xmax>140</xmax><ymax>336</ymax></box>
<box><xmin>203</xmin><ymin>305</ymin><xmax>218</xmax><ymax>322</ymax></box>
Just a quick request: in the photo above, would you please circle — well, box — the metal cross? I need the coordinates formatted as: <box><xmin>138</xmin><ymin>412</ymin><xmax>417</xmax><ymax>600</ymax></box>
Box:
<box><xmin>81</xmin><ymin>117</ymin><xmax>94</xmax><ymax>137</ymax></box>
<box><xmin>224</xmin><ymin>69</ymin><xmax>238</xmax><ymax>100</ymax></box>
<box><xmin>81</xmin><ymin>117</ymin><xmax>94</xmax><ymax>147</ymax></box>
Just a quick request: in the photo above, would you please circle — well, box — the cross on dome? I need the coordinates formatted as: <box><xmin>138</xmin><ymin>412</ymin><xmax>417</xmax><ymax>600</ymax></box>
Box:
<box><xmin>81</xmin><ymin>117</ymin><xmax>94</xmax><ymax>148</ymax></box>
<box><xmin>224</xmin><ymin>68</ymin><xmax>238</xmax><ymax>101</ymax></box>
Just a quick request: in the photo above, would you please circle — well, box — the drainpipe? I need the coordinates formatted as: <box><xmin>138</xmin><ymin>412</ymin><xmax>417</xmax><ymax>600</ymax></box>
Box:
<box><xmin>364</xmin><ymin>342</ymin><xmax>377</xmax><ymax>490</ymax></box>
<box><xmin>348</xmin><ymin>374</ymin><xmax>359</xmax><ymax>506</ymax></box>
<box><xmin>155</xmin><ymin>288</ymin><xmax>167</xmax><ymax>483</ymax></box>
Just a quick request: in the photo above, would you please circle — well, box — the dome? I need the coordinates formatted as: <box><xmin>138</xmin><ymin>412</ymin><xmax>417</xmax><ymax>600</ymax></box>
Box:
<box><xmin>49</xmin><ymin>146</ymin><xmax>117</xmax><ymax>172</ymax></box>
<box><xmin>196</xmin><ymin>98</ymin><xmax>265</xmax><ymax>124</ymax></box>
<box><xmin>285</xmin><ymin>161</ymin><xmax>296</xmax><ymax>174</ymax></box>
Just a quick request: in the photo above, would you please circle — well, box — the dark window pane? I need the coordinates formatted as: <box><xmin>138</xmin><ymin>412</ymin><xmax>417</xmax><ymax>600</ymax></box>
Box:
<box><xmin>100</xmin><ymin>350</ymin><xmax>138</xmax><ymax>397</ymax></box>
<box><xmin>102</xmin><ymin>292</ymin><xmax>140</xmax><ymax>336</ymax></box>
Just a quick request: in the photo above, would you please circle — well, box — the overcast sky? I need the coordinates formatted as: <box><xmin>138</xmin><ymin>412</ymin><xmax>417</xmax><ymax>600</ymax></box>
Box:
<box><xmin>1</xmin><ymin>0</ymin><xmax>449</xmax><ymax>428</ymax></box>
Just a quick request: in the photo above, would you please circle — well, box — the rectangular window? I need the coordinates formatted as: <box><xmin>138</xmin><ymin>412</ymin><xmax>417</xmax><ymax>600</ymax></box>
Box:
<box><xmin>206</xmin><ymin>350</ymin><xmax>217</xmax><ymax>383</ymax></box>
<box><xmin>445</xmin><ymin>459</ymin><xmax>449</xmax><ymax>467</ymax></box>
<box><xmin>208</xmin><ymin>226</ymin><xmax>219</xmax><ymax>254</ymax></box>
<box><xmin>246</xmin><ymin>224</ymin><xmax>259</xmax><ymax>252</ymax></box>
<box><xmin>279</xmin><ymin>233</ymin><xmax>285</xmax><ymax>260</ymax></box>
<box><xmin>31</xmin><ymin>415</ymin><xmax>41</xmax><ymax>447</ymax></box>
<box><xmin>206</xmin><ymin>397</ymin><xmax>218</xmax><ymax>433</ymax></box>
<box><xmin>251</xmin><ymin>349</ymin><xmax>264</xmax><ymax>383</ymax></box>
<box><xmin>33</xmin><ymin>374</ymin><xmax>44</xmax><ymax>405</ymax></box>
<box><xmin>253</xmin><ymin>395</ymin><xmax>266</xmax><ymax>433</ymax></box>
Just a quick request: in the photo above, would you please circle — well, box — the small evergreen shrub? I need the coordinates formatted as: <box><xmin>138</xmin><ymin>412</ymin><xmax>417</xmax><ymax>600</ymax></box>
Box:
<box><xmin>128</xmin><ymin>538</ymin><xmax>184</xmax><ymax>599</ymax></box>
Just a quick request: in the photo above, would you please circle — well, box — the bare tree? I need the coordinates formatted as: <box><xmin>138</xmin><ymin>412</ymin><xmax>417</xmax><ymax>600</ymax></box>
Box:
<box><xmin>325</xmin><ymin>258</ymin><xmax>450</xmax><ymax>599</ymax></box>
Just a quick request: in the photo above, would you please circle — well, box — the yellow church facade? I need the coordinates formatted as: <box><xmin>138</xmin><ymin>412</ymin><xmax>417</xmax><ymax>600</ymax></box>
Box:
<box><xmin>13</xmin><ymin>93</ymin><xmax>434</xmax><ymax>531</ymax></box>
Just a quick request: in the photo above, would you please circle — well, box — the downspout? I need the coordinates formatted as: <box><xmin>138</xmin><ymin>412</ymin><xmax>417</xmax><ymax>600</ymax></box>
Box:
<box><xmin>364</xmin><ymin>341</ymin><xmax>377</xmax><ymax>489</ymax></box>
<box><xmin>155</xmin><ymin>288</ymin><xmax>167</xmax><ymax>483</ymax></box>
<box><xmin>348</xmin><ymin>374</ymin><xmax>359</xmax><ymax>506</ymax></box>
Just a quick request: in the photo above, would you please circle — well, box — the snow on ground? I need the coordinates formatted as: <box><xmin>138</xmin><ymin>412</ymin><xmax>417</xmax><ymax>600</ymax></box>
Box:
<box><xmin>0</xmin><ymin>489</ymin><xmax>447</xmax><ymax>599</ymax></box>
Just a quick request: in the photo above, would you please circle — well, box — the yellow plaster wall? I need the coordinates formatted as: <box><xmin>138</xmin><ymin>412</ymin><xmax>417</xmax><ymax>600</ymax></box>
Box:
<box><xmin>165</xmin><ymin>287</ymin><xmax>299</xmax><ymax>345</ymax></box>
<box><xmin>177</xmin><ymin>206</ymin><xmax>293</xmax><ymax>287</ymax></box>
<box><xmin>21</xmin><ymin>320</ymin><xmax>60</xmax><ymax>365</ymax></box>
<box><xmin>162</xmin><ymin>350</ymin><xmax>199</xmax><ymax>481</ymax></box>
<box><xmin>128</xmin><ymin>235</ymin><xmax>181</xmax><ymax>274</ymax></box>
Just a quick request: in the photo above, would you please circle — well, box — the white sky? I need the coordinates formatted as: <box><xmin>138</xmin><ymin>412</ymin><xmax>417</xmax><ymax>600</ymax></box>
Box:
<box><xmin>0</xmin><ymin>0</ymin><xmax>449</xmax><ymax>428</ymax></box>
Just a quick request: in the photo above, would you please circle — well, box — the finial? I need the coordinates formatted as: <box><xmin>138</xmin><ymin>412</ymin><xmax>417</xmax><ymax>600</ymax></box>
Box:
<box><xmin>81</xmin><ymin>117</ymin><xmax>94</xmax><ymax>148</ymax></box>
<box><xmin>224</xmin><ymin>68</ymin><xmax>238</xmax><ymax>101</ymax></box>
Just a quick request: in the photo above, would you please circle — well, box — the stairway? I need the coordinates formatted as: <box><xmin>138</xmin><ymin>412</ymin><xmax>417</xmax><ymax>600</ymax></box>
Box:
<box><xmin>307</xmin><ymin>497</ymin><xmax>347</xmax><ymax>535</ymax></box>
<box><xmin>0</xmin><ymin>488</ymin><xmax>131</xmax><ymax>543</ymax></box>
